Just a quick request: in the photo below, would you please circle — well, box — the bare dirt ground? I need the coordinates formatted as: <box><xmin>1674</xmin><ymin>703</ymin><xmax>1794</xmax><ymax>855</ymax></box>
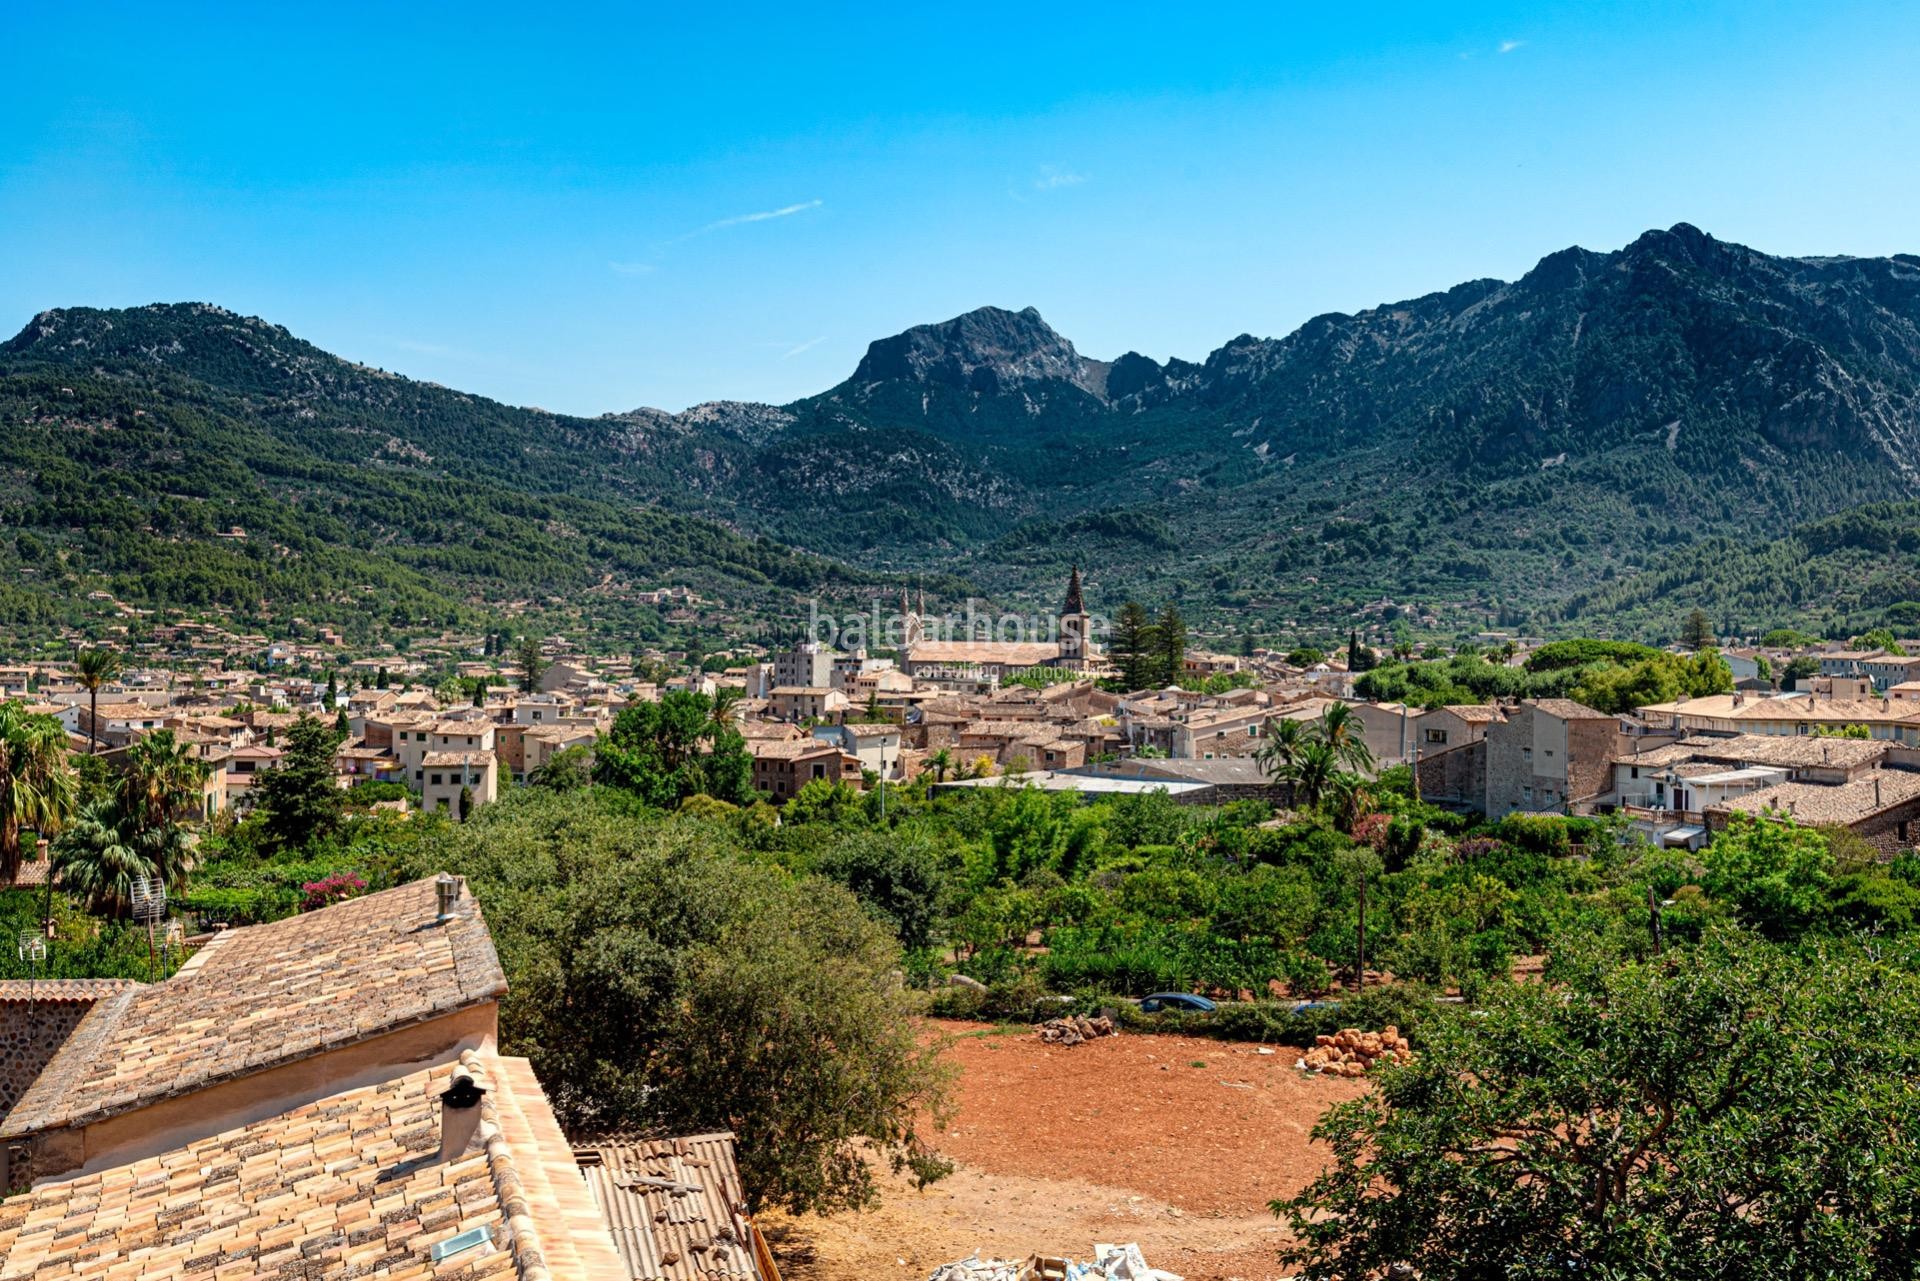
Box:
<box><xmin>764</xmin><ymin>1022</ymin><xmax>1368</xmax><ymax>1281</ymax></box>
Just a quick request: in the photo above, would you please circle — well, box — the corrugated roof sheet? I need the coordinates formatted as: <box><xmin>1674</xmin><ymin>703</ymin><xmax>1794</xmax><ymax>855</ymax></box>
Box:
<box><xmin>576</xmin><ymin>1133</ymin><xmax>761</xmax><ymax>1281</ymax></box>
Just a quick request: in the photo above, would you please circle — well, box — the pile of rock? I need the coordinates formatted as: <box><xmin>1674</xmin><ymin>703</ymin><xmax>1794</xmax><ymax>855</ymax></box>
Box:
<box><xmin>1035</xmin><ymin>1014</ymin><xmax>1116</xmax><ymax>1046</ymax></box>
<box><xmin>1298</xmin><ymin>1026</ymin><xmax>1413</xmax><ymax>1076</ymax></box>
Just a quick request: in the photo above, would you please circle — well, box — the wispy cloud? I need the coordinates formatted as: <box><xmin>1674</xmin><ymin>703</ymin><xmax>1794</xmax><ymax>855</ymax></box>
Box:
<box><xmin>1033</xmin><ymin>166</ymin><xmax>1088</xmax><ymax>191</ymax></box>
<box><xmin>702</xmin><ymin>199</ymin><xmax>822</xmax><ymax>232</ymax></box>
<box><xmin>1498</xmin><ymin>38</ymin><xmax>1525</xmax><ymax>53</ymax></box>
<box><xmin>616</xmin><ymin>199</ymin><xmax>823</xmax><ymax>269</ymax></box>
<box><xmin>780</xmin><ymin>336</ymin><xmax>827</xmax><ymax>360</ymax></box>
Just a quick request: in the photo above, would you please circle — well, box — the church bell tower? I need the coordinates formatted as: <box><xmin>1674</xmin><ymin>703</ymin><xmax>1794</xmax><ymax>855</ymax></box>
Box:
<box><xmin>1060</xmin><ymin>565</ymin><xmax>1090</xmax><ymax>664</ymax></box>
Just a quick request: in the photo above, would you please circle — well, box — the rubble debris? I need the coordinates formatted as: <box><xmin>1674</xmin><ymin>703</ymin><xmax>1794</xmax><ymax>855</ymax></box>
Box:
<box><xmin>924</xmin><ymin>1242</ymin><xmax>1181</xmax><ymax>1281</ymax></box>
<box><xmin>1035</xmin><ymin>1013</ymin><xmax>1117</xmax><ymax>1046</ymax></box>
<box><xmin>925</xmin><ymin>1253</ymin><xmax>1023</xmax><ymax>1281</ymax></box>
<box><xmin>1297</xmin><ymin>1025</ymin><xmax>1414</xmax><ymax>1077</ymax></box>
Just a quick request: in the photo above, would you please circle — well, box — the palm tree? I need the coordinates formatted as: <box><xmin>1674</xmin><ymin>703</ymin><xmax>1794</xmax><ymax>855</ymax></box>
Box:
<box><xmin>120</xmin><ymin>729</ymin><xmax>210</xmax><ymax>834</ymax></box>
<box><xmin>1290</xmin><ymin>740</ymin><xmax>1340</xmax><ymax>809</ymax></box>
<box><xmin>74</xmin><ymin>646</ymin><xmax>123</xmax><ymax>755</ymax></box>
<box><xmin>52</xmin><ymin>800</ymin><xmax>154</xmax><ymax>917</ymax></box>
<box><xmin>1324</xmin><ymin>773</ymin><xmax>1375</xmax><ymax>834</ymax></box>
<box><xmin>1315</xmin><ymin>703</ymin><xmax>1376</xmax><ymax>775</ymax></box>
<box><xmin>1255</xmin><ymin>717</ymin><xmax>1306</xmax><ymax>780</ymax></box>
<box><xmin>927</xmin><ymin>748</ymin><xmax>954</xmax><ymax>784</ymax></box>
<box><xmin>0</xmin><ymin>701</ymin><xmax>78</xmax><ymax>883</ymax></box>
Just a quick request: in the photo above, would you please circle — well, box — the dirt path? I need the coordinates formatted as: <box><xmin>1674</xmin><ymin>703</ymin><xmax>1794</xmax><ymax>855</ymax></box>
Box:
<box><xmin>764</xmin><ymin>1022</ymin><xmax>1367</xmax><ymax>1281</ymax></box>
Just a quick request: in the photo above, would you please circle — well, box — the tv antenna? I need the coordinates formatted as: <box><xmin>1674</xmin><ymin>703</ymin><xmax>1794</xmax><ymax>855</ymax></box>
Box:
<box><xmin>18</xmin><ymin>930</ymin><xmax>46</xmax><ymax>1055</ymax></box>
<box><xmin>131</xmin><ymin>876</ymin><xmax>167</xmax><ymax>981</ymax></box>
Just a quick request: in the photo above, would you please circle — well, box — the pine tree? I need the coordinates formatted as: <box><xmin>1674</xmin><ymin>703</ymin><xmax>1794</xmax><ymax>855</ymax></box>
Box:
<box><xmin>515</xmin><ymin>635</ymin><xmax>546</xmax><ymax>693</ymax></box>
<box><xmin>254</xmin><ymin>715</ymin><xmax>346</xmax><ymax>852</ymax></box>
<box><xmin>1112</xmin><ymin>601</ymin><xmax>1157</xmax><ymax>690</ymax></box>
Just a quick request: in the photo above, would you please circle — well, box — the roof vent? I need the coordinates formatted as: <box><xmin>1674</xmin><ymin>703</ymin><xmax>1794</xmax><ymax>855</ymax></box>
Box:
<box><xmin>438</xmin><ymin>1069</ymin><xmax>488</xmax><ymax>1163</ymax></box>
<box><xmin>430</xmin><ymin>1224</ymin><xmax>493</xmax><ymax>1263</ymax></box>
<box><xmin>435</xmin><ymin>874</ymin><xmax>460</xmax><ymax>923</ymax></box>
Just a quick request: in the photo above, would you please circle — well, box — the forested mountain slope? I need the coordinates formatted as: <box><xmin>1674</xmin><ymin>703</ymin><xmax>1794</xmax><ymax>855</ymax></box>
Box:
<box><xmin>7</xmin><ymin>224</ymin><xmax>1920</xmax><ymax>642</ymax></box>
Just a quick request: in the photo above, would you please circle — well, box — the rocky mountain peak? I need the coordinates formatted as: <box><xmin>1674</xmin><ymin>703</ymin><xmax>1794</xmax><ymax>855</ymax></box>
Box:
<box><xmin>848</xmin><ymin>304</ymin><xmax>1108</xmax><ymax>399</ymax></box>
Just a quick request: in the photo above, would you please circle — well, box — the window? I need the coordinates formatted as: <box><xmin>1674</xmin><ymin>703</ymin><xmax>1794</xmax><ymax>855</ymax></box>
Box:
<box><xmin>1630</xmin><ymin>766</ymin><xmax>1640</xmax><ymax>779</ymax></box>
<box><xmin>1522</xmin><ymin>747</ymin><xmax>1532</xmax><ymax>762</ymax></box>
<box><xmin>1425</xmin><ymin>728</ymin><xmax>1448</xmax><ymax>745</ymax></box>
<box><xmin>429</xmin><ymin>773</ymin><xmax>442</xmax><ymax>786</ymax></box>
<box><xmin>1543</xmin><ymin>749</ymin><xmax>1554</xmax><ymax>758</ymax></box>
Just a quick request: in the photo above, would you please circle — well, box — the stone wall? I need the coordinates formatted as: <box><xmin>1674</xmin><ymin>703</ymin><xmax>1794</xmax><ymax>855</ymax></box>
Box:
<box><xmin>0</xmin><ymin>998</ymin><xmax>96</xmax><ymax>1128</ymax></box>
<box><xmin>1417</xmin><ymin>738</ymin><xmax>1486</xmax><ymax>810</ymax></box>
<box><xmin>1840</xmin><ymin>795</ymin><xmax>1920</xmax><ymax>860</ymax></box>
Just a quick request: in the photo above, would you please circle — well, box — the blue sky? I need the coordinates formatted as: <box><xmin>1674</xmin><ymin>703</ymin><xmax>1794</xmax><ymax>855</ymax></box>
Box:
<box><xmin>3</xmin><ymin>1</ymin><xmax>1916</xmax><ymax>414</ymax></box>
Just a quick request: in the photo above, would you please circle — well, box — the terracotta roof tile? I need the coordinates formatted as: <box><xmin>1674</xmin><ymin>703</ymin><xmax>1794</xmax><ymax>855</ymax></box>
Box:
<box><xmin>0</xmin><ymin>1050</ymin><xmax>626</xmax><ymax>1281</ymax></box>
<box><xmin>1716</xmin><ymin>769</ymin><xmax>1920</xmax><ymax>826</ymax></box>
<box><xmin>1</xmin><ymin>878</ymin><xmax>506</xmax><ymax>1138</ymax></box>
<box><xmin>0</xmin><ymin>979</ymin><xmax>135</xmax><ymax>1004</ymax></box>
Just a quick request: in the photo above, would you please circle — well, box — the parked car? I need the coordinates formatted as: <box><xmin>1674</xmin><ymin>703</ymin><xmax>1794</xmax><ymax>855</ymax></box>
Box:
<box><xmin>1138</xmin><ymin>992</ymin><xmax>1217</xmax><ymax>1014</ymax></box>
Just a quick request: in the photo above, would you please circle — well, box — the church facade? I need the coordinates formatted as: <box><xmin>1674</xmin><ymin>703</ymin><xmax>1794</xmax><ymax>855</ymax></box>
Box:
<box><xmin>899</xmin><ymin>567</ymin><xmax>1104</xmax><ymax>685</ymax></box>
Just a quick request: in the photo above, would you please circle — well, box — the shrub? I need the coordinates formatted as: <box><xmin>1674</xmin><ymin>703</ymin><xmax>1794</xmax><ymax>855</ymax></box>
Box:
<box><xmin>300</xmin><ymin>872</ymin><xmax>367</xmax><ymax>912</ymax></box>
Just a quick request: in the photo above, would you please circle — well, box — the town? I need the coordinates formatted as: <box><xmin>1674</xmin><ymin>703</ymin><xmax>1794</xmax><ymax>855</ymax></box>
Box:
<box><xmin>8</xmin><ymin>572</ymin><xmax>1919</xmax><ymax>846</ymax></box>
<box><xmin>3</xmin><ymin>567</ymin><xmax>1919</xmax><ymax>1277</ymax></box>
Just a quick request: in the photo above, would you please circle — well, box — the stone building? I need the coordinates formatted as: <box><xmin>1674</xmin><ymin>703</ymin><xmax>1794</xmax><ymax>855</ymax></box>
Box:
<box><xmin>1481</xmin><ymin>699</ymin><xmax>1622</xmax><ymax>817</ymax></box>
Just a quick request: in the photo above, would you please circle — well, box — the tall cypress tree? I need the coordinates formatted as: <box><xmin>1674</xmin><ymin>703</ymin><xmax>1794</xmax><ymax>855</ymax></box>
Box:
<box><xmin>1156</xmin><ymin>604</ymin><xmax>1187</xmax><ymax>687</ymax></box>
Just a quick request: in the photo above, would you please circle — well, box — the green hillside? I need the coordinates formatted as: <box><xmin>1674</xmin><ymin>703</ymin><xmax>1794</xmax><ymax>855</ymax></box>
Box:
<box><xmin>0</xmin><ymin>358</ymin><xmax>888</xmax><ymax>649</ymax></box>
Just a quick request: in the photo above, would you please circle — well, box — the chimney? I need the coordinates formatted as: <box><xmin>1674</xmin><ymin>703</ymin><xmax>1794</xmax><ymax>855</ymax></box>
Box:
<box><xmin>435</xmin><ymin>874</ymin><xmax>460</xmax><ymax>923</ymax></box>
<box><xmin>1875</xmin><ymin>775</ymin><xmax>1883</xmax><ymax>808</ymax></box>
<box><xmin>439</xmin><ymin>1068</ymin><xmax>488</xmax><ymax>1162</ymax></box>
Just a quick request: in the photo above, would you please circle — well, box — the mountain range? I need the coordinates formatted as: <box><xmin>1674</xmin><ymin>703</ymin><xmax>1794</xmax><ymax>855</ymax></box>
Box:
<box><xmin>4</xmin><ymin>223</ymin><xmax>1919</xmax><ymax>648</ymax></box>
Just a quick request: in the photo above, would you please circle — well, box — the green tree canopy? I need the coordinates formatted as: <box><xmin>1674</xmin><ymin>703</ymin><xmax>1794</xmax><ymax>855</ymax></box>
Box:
<box><xmin>252</xmin><ymin>714</ymin><xmax>346</xmax><ymax>852</ymax></box>
<box><xmin>1279</xmin><ymin>930</ymin><xmax>1920</xmax><ymax>1279</ymax></box>
<box><xmin>594</xmin><ymin>691</ymin><xmax>754</xmax><ymax>808</ymax></box>
<box><xmin>405</xmin><ymin>790</ymin><xmax>951</xmax><ymax>1214</ymax></box>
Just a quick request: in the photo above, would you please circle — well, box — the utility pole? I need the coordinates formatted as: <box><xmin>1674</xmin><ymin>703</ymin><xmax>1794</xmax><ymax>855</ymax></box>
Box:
<box><xmin>1355</xmin><ymin>873</ymin><xmax>1368</xmax><ymax>993</ymax></box>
